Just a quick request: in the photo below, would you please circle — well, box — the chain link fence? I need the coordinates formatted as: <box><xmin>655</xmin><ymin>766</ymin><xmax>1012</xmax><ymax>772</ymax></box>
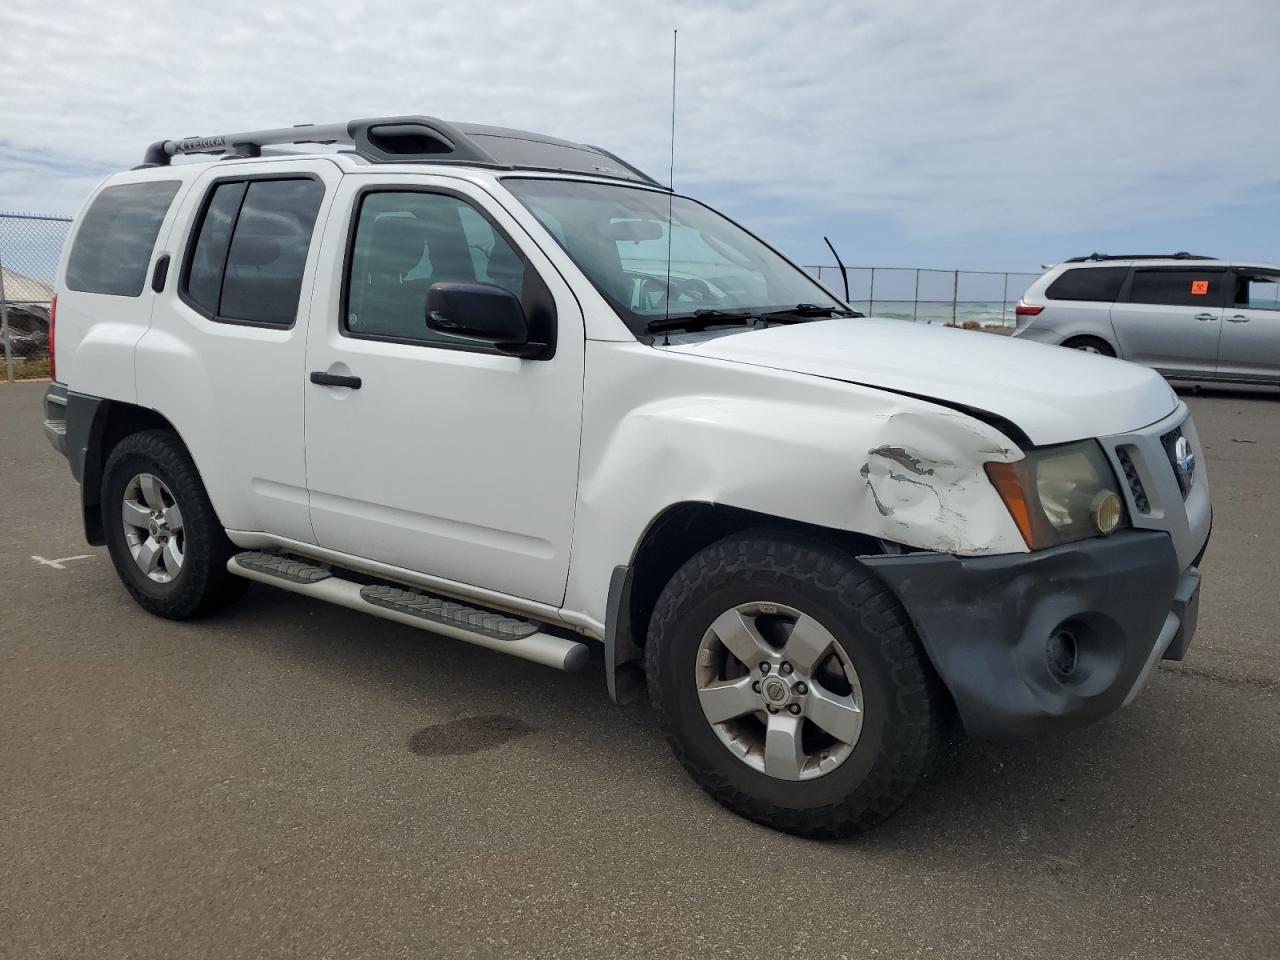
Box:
<box><xmin>806</xmin><ymin>265</ymin><xmax>1042</xmax><ymax>328</ymax></box>
<box><xmin>0</xmin><ymin>213</ymin><xmax>71</xmax><ymax>384</ymax></box>
<box><xmin>1</xmin><ymin>213</ymin><xmax>72</xmax><ymax>382</ymax></box>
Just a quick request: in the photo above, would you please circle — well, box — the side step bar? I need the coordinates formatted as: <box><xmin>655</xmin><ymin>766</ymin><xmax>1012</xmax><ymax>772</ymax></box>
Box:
<box><xmin>227</xmin><ymin>552</ymin><xmax>590</xmax><ymax>672</ymax></box>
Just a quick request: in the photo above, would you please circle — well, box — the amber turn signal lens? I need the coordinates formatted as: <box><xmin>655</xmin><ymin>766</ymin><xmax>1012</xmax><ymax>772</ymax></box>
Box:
<box><xmin>984</xmin><ymin>460</ymin><xmax>1039</xmax><ymax>548</ymax></box>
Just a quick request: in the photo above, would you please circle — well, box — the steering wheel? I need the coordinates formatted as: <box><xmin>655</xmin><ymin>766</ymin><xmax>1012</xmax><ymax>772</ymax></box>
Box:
<box><xmin>637</xmin><ymin>275</ymin><xmax>718</xmax><ymax>308</ymax></box>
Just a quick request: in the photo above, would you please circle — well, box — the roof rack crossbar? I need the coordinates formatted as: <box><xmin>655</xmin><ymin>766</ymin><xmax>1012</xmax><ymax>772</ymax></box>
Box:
<box><xmin>1064</xmin><ymin>251</ymin><xmax>1217</xmax><ymax>263</ymax></box>
<box><xmin>138</xmin><ymin>115</ymin><xmax>661</xmax><ymax>186</ymax></box>
<box><xmin>142</xmin><ymin>116</ymin><xmax>500</xmax><ymax>166</ymax></box>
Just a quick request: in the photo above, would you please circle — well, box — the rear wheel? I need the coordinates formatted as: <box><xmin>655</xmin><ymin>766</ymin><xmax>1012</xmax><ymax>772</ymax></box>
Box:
<box><xmin>101</xmin><ymin>429</ymin><xmax>245</xmax><ymax>619</ymax></box>
<box><xmin>646</xmin><ymin>531</ymin><xmax>946</xmax><ymax>838</ymax></box>
<box><xmin>1062</xmin><ymin>336</ymin><xmax>1115</xmax><ymax>357</ymax></box>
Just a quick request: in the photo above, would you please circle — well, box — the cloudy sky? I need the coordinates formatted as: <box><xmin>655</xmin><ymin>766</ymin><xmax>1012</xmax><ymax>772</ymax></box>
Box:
<box><xmin>2</xmin><ymin>0</ymin><xmax>1278</xmax><ymax>271</ymax></box>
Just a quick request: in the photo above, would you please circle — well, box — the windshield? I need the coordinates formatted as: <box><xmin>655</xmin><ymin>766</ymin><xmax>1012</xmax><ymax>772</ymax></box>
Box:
<box><xmin>503</xmin><ymin>178</ymin><xmax>845</xmax><ymax>337</ymax></box>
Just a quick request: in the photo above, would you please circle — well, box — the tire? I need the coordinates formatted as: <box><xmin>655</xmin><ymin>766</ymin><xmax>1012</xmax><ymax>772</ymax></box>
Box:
<box><xmin>101</xmin><ymin>429</ymin><xmax>246</xmax><ymax>619</ymax></box>
<box><xmin>646</xmin><ymin>531</ymin><xmax>946</xmax><ymax>838</ymax></box>
<box><xmin>1062</xmin><ymin>336</ymin><xmax>1115</xmax><ymax>357</ymax></box>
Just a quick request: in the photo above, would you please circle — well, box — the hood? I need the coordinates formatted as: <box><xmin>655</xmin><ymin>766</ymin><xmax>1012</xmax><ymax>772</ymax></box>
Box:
<box><xmin>667</xmin><ymin>318</ymin><xmax>1177</xmax><ymax>446</ymax></box>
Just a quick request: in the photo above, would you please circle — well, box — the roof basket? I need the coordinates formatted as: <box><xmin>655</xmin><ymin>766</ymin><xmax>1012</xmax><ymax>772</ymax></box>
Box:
<box><xmin>1064</xmin><ymin>251</ymin><xmax>1217</xmax><ymax>263</ymax></box>
<box><xmin>139</xmin><ymin>115</ymin><xmax>660</xmax><ymax>186</ymax></box>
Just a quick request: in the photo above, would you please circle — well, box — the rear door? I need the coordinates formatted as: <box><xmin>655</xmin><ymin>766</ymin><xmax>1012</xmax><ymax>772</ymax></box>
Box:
<box><xmin>1109</xmin><ymin>266</ymin><xmax>1227</xmax><ymax>376</ymax></box>
<box><xmin>1218</xmin><ymin>267</ymin><xmax>1280</xmax><ymax>381</ymax></box>
<box><xmin>137</xmin><ymin>159</ymin><xmax>340</xmax><ymax>542</ymax></box>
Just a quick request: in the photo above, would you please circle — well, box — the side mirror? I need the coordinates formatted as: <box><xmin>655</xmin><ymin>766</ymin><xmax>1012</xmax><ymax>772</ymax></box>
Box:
<box><xmin>425</xmin><ymin>282</ymin><xmax>548</xmax><ymax>359</ymax></box>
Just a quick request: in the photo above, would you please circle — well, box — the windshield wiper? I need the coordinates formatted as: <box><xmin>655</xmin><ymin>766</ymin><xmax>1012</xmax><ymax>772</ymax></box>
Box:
<box><xmin>757</xmin><ymin>303</ymin><xmax>861</xmax><ymax>323</ymax></box>
<box><xmin>646</xmin><ymin>309</ymin><xmax>759</xmax><ymax>334</ymax></box>
<box><xmin>646</xmin><ymin>303</ymin><xmax>860</xmax><ymax>336</ymax></box>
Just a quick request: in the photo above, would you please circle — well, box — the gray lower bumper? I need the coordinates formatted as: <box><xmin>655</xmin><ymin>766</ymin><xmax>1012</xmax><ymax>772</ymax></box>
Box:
<box><xmin>861</xmin><ymin>530</ymin><xmax>1201</xmax><ymax>742</ymax></box>
<box><xmin>43</xmin><ymin>381</ymin><xmax>68</xmax><ymax>456</ymax></box>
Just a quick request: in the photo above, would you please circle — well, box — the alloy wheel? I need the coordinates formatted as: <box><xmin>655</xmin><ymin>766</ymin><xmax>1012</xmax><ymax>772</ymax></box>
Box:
<box><xmin>120</xmin><ymin>472</ymin><xmax>185</xmax><ymax>584</ymax></box>
<box><xmin>694</xmin><ymin>601</ymin><xmax>864</xmax><ymax>781</ymax></box>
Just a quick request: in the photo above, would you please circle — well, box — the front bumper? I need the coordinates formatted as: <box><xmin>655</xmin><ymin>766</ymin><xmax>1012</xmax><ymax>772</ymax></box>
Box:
<box><xmin>1009</xmin><ymin>325</ymin><xmax>1063</xmax><ymax>346</ymax></box>
<box><xmin>861</xmin><ymin>529</ymin><xmax>1201</xmax><ymax>741</ymax></box>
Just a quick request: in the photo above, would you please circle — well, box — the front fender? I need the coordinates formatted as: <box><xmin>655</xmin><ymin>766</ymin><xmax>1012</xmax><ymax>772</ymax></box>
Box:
<box><xmin>563</xmin><ymin>342</ymin><xmax>1028</xmax><ymax>626</ymax></box>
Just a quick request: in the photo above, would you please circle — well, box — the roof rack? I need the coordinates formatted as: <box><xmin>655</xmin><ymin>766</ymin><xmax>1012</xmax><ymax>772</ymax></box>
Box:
<box><xmin>139</xmin><ymin>115</ymin><xmax>662</xmax><ymax>186</ymax></box>
<box><xmin>1064</xmin><ymin>251</ymin><xmax>1217</xmax><ymax>263</ymax></box>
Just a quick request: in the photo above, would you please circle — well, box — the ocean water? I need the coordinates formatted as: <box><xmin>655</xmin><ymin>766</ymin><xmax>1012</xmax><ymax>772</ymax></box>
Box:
<box><xmin>851</xmin><ymin>300</ymin><xmax>1019</xmax><ymax>327</ymax></box>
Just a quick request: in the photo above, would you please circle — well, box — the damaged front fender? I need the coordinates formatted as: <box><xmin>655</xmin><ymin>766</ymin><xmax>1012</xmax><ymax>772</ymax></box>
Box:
<box><xmin>858</xmin><ymin>411</ymin><xmax>1022</xmax><ymax>554</ymax></box>
<box><xmin>563</xmin><ymin>343</ymin><xmax>1029</xmax><ymax>627</ymax></box>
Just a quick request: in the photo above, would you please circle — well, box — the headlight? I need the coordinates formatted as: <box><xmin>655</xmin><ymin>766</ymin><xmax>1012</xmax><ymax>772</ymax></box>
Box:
<box><xmin>985</xmin><ymin>441</ymin><xmax>1128</xmax><ymax>549</ymax></box>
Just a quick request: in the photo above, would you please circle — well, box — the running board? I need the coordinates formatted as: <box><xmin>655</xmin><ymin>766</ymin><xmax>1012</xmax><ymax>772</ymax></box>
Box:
<box><xmin>227</xmin><ymin>552</ymin><xmax>589</xmax><ymax>672</ymax></box>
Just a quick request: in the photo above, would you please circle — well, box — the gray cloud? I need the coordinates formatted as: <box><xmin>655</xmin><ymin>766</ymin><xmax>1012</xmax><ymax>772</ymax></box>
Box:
<box><xmin>2</xmin><ymin>0</ymin><xmax>1277</xmax><ymax>239</ymax></box>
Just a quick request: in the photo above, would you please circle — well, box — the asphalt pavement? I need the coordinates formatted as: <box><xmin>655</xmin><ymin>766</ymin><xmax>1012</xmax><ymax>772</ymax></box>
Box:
<box><xmin>1</xmin><ymin>378</ymin><xmax>1276</xmax><ymax>959</ymax></box>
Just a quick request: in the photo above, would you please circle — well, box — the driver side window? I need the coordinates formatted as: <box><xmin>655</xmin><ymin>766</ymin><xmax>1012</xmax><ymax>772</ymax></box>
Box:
<box><xmin>344</xmin><ymin>191</ymin><xmax>526</xmax><ymax>345</ymax></box>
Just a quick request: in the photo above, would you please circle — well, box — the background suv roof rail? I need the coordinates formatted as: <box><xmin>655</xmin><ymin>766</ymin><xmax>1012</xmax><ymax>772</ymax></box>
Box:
<box><xmin>138</xmin><ymin>116</ymin><xmax>661</xmax><ymax>186</ymax></box>
<box><xmin>1063</xmin><ymin>251</ymin><xmax>1217</xmax><ymax>263</ymax></box>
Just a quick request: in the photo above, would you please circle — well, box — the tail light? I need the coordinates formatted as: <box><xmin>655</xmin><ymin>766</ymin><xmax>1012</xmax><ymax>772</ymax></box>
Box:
<box><xmin>1015</xmin><ymin>303</ymin><xmax>1044</xmax><ymax>317</ymax></box>
<box><xmin>49</xmin><ymin>294</ymin><xmax>57</xmax><ymax>382</ymax></box>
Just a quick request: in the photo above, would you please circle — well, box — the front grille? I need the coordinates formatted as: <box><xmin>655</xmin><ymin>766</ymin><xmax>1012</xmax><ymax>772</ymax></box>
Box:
<box><xmin>1161</xmin><ymin>425</ymin><xmax>1192</xmax><ymax>498</ymax></box>
<box><xmin>1116</xmin><ymin>446</ymin><xmax>1150</xmax><ymax>513</ymax></box>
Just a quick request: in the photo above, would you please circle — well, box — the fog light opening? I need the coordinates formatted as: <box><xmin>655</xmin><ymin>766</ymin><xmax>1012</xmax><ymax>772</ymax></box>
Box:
<box><xmin>1046</xmin><ymin>627</ymin><xmax>1079</xmax><ymax>682</ymax></box>
<box><xmin>1092</xmin><ymin>491</ymin><xmax>1123</xmax><ymax>535</ymax></box>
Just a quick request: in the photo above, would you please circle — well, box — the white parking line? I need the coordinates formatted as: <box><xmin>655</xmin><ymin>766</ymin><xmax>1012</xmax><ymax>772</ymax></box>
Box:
<box><xmin>30</xmin><ymin>554</ymin><xmax>95</xmax><ymax>570</ymax></box>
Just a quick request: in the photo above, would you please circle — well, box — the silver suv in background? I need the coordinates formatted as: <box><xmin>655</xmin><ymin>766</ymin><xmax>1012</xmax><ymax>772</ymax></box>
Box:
<box><xmin>1013</xmin><ymin>253</ymin><xmax>1280</xmax><ymax>384</ymax></box>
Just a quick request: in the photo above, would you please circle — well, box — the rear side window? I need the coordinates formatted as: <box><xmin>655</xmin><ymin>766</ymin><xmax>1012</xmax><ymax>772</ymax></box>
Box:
<box><xmin>1234</xmin><ymin>272</ymin><xmax>1280</xmax><ymax>311</ymax></box>
<box><xmin>1045</xmin><ymin>266</ymin><xmax>1127</xmax><ymax>302</ymax></box>
<box><xmin>182</xmin><ymin>177</ymin><xmax>325</xmax><ymax>327</ymax></box>
<box><xmin>1127</xmin><ymin>269</ymin><xmax>1226</xmax><ymax>308</ymax></box>
<box><xmin>65</xmin><ymin>181</ymin><xmax>181</xmax><ymax>296</ymax></box>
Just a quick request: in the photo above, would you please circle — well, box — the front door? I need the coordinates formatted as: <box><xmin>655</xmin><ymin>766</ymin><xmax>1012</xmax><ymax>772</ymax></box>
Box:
<box><xmin>302</xmin><ymin>176</ymin><xmax>584</xmax><ymax>605</ymax></box>
<box><xmin>1218</xmin><ymin>268</ymin><xmax>1280</xmax><ymax>381</ymax></box>
<box><xmin>1110</xmin><ymin>267</ymin><xmax>1227</xmax><ymax>377</ymax></box>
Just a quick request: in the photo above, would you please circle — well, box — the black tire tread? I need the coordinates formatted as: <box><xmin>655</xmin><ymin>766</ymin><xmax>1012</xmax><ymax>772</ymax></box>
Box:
<box><xmin>101</xmin><ymin>429</ymin><xmax>245</xmax><ymax>620</ymax></box>
<box><xmin>1062</xmin><ymin>335</ymin><xmax>1116</xmax><ymax>357</ymax></box>
<box><xmin>646</xmin><ymin>531</ymin><xmax>945</xmax><ymax>838</ymax></box>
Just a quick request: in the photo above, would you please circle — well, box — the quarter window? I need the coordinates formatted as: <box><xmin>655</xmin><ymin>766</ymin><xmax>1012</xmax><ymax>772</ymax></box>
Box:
<box><xmin>344</xmin><ymin>191</ymin><xmax>536</xmax><ymax>346</ymax></box>
<box><xmin>1045</xmin><ymin>266</ymin><xmax>1127</xmax><ymax>303</ymax></box>
<box><xmin>1234</xmin><ymin>272</ymin><xmax>1280</xmax><ymax>311</ymax></box>
<box><xmin>182</xmin><ymin>178</ymin><xmax>324</xmax><ymax>326</ymax></box>
<box><xmin>1127</xmin><ymin>269</ymin><xmax>1226</xmax><ymax>308</ymax></box>
<box><xmin>65</xmin><ymin>181</ymin><xmax>181</xmax><ymax>297</ymax></box>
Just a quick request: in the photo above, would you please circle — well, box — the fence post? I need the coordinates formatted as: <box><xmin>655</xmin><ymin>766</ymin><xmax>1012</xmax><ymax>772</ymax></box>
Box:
<box><xmin>0</xmin><ymin>248</ymin><xmax>12</xmax><ymax>384</ymax></box>
<box><xmin>868</xmin><ymin>267</ymin><xmax>875</xmax><ymax>315</ymax></box>
<box><xmin>951</xmin><ymin>270</ymin><xmax>958</xmax><ymax>325</ymax></box>
<box><xmin>1001</xmin><ymin>272</ymin><xmax>1010</xmax><ymax>325</ymax></box>
<box><xmin>912</xmin><ymin>269</ymin><xmax>920</xmax><ymax>322</ymax></box>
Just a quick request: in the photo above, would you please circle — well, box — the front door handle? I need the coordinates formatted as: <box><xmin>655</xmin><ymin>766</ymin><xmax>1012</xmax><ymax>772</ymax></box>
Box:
<box><xmin>310</xmin><ymin>371</ymin><xmax>362</xmax><ymax>389</ymax></box>
<box><xmin>1193</xmin><ymin>313</ymin><xmax>1217</xmax><ymax>322</ymax></box>
<box><xmin>1225</xmin><ymin>314</ymin><xmax>1250</xmax><ymax>323</ymax></box>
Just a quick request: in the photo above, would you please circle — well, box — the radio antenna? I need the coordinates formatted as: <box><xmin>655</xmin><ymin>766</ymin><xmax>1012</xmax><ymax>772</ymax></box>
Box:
<box><xmin>819</xmin><ymin>236</ymin><xmax>849</xmax><ymax>300</ymax></box>
<box><xmin>661</xmin><ymin>28</ymin><xmax>678</xmax><ymax>344</ymax></box>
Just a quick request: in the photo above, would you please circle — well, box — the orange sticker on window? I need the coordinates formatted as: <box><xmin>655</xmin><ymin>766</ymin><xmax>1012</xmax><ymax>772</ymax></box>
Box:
<box><xmin>1191</xmin><ymin>280</ymin><xmax>1209</xmax><ymax>295</ymax></box>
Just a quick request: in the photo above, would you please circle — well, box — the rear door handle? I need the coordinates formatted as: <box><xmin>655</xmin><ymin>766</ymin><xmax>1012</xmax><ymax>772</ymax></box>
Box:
<box><xmin>151</xmin><ymin>254</ymin><xmax>170</xmax><ymax>293</ymax></box>
<box><xmin>1193</xmin><ymin>313</ymin><xmax>1217</xmax><ymax>322</ymax></box>
<box><xmin>309</xmin><ymin>371</ymin><xmax>362</xmax><ymax>389</ymax></box>
<box><xmin>1225</xmin><ymin>314</ymin><xmax>1250</xmax><ymax>323</ymax></box>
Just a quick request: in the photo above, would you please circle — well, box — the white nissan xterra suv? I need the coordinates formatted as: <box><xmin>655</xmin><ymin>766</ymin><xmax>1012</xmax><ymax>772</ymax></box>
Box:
<box><xmin>43</xmin><ymin>116</ymin><xmax>1211</xmax><ymax>838</ymax></box>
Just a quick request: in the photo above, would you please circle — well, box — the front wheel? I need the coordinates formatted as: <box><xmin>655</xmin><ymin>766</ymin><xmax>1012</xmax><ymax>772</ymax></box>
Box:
<box><xmin>646</xmin><ymin>532</ymin><xmax>947</xmax><ymax>838</ymax></box>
